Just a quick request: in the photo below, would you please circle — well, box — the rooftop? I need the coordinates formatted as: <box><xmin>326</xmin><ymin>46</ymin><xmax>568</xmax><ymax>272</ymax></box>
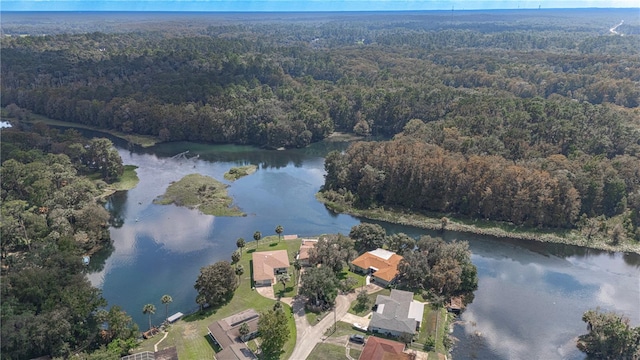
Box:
<box><xmin>351</xmin><ymin>249</ymin><xmax>403</xmax><ymax>282</ymax></box>
<box><xmin>252</xmin><ymin>250</ymin><xmax>290</xmax><ymax>282</ymax></box>
<box><xmin>358</xmin><ymin>336</ymin><xmax>411</xmax><ymax>360</ymax></box>
<box><xmin>297</xmin><ymin>239</ymin><xmax>318</xmax><ymax>261</ymax></box>
<box><xmin>369</xmin><ymin>289</ymin><xmax>424</xmax><ymax>335</ymax></box>
<box><xmin>207</xmin><ymin>310</ymin><xmax>259</xmax><ymax>360</ymax></box>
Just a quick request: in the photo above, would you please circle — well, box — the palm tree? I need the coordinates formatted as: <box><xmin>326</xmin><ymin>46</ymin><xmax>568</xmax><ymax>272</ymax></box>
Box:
<box><xmin>143</xmin><ymin>304</ymin><xmax>156</xmax><ymax>332</ymax></box>
<box><xmin>231</xmin><ymin>250</ymin><xmax>241</xmax><ymax>264</ymax></box>
<box><xmin>293</xmin><ymin>259</ymin><xmax>301</xmax><ymax>285</ymax></box>
<box><xmin>277</xmin><ymin>273</ymin><xmax>291</xmax><ymax>294</ymax></box>
<box><xmin>239</xmin><ymin>322</ymin><xmax>250</xmax><ymax>339</ymax></box>
<box><xmin>236</xmin><ymin>237</ymin><xmax>245</xmax><ymax>254</ymax></box>
<box><xmin>161</xmin><ymin>295</ymin><xmax>172</xmax><ymax>322</ymax></box>
<box><xmin>235</xmin><ymin>264</ymin><xmax>245</xmax><ymax>285</ymax></box>
<box><xmin>196</xmin><ymin>294</ymin><xmax>207</xmax><ymax>312</ymax></box>
<box><xmin>253</xmin><ymin>231</ymin><xmax>261</xmax><ymax>249</ymax></box>
<box><xmin>275</xmin><ymin>225</ymin><xmax>284</xmax><ymax>241</ymax></box>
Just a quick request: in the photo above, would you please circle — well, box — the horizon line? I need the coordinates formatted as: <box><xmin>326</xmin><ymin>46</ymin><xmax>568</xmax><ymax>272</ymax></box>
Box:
<box><xmin>2</xmin><ymin>6</ymin><xmax>639</xmax><ymax>12</ymax></box>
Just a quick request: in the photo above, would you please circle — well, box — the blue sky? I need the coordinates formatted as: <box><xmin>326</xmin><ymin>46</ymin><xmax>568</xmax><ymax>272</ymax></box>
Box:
<box><xmin>1</xmin><ymin>0</ymin><xmax>638</xmax><ymax>12</ymax></box>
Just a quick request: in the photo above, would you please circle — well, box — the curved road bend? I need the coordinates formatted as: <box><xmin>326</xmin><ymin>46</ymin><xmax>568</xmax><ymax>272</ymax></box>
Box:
<box><xmin>289</xmin><ymin>293</ymin><xmax>355</xmax><ymax>360</ymax></box>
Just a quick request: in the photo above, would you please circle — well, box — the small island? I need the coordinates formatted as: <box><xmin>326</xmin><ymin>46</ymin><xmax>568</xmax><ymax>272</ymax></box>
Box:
<box><xmin>223</xmin><ymin>165</ymin><xmax>258</xmax><ymax>181</ymax></box>
<box><xmin>154</xmin><ymin>173</ymin><xmax>244</xmax><ymax>216</ymax></box>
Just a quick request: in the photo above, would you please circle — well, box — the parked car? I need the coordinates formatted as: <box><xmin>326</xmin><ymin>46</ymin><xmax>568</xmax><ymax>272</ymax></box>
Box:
<box><xmin>349</xmin><ymin>334</ymin><xmax>365</xmax><ymax>344</ymax></box>
<box><xmin>353</xmin><ymin>323</ymin><xmax>368</xmax><ymax>331</ymax></box>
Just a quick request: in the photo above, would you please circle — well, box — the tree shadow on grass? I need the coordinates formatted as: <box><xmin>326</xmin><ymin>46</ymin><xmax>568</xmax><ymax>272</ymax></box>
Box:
<box><xmin>278</xmin><ymin>285</ymin><xmax>295</xmax><ymax>298</ymax></box>
<box><xmin>182</xmin><ymin>292</ymin><xmax>234</xmax><ymax>322</ymax></box>
<box><xmin>247</xmin><ymin>249</ymin><xmax>256</xmax><ymax>254</ymax></box>
<box><xmin>269</xmin><ymin>242</ymin><xmax>278</xmax><ymax>247</ymax></box>
<box><xmin>183</xmin><ymin>307</ymin><xmax>218</xmax><ymax>322</ymax></box>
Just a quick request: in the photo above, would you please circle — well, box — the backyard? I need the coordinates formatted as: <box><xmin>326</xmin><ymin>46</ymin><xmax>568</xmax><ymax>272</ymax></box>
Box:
<box><xmin>132</xmin><ymin>236</ymin><xmax>301</xmax><ymax>359</ymax></box>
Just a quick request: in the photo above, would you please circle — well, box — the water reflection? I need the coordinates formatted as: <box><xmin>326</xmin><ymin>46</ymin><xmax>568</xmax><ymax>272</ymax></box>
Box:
<box><xmin>362</xmin><ymin>218</ymin><xmax>639</xmax><ymax>360</ymax></box>
<box><xmin>105</xmin><ymin>191</ymin><xmax>127</xmax><ymax>228</ymax></box>
<box><xmin>89</xmin><ymin>140</ymin><xmax>360</xmax><ymax>327</ymax></box>
<box><xmin>452</xmin><ymin>249</ymin><xmax>640</xmax><ymax>360</ymax></box>
<box><xmin>84</xmin><ymin>137</ymin><xmax>640</xmax><ymax>359</ymax></box>
<box><xmin>133</xmin><ymin>141</ymin><xmax>345</xmax><ymax>170</ymax></box>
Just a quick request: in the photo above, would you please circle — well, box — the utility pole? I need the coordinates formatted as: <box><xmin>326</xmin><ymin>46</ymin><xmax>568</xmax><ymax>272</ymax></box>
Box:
<box><xmin>333</xmin><ymin>301</ymin><xmax>338</xmax><ymax>333</ymax></box>
<box><xmin>435</xmin><ymin>310</ymin><xmax>439</xmax><ymax>349</ymax></box>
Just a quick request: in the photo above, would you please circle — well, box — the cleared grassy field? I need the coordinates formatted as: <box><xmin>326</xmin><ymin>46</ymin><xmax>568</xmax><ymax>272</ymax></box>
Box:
<box><xmin>306</xmin><ymin>343</ymin><xmax>349</xmax><ymax>360</ymax></box>
<box><xmin>416</xmin><ymin>305</ymin><xmax>449</xmax><ymax>355</ymax></box>
<box><xmin>133</xmin><ymin>236</ymin><xmax>300</xmax><ymax>359</ymax></box>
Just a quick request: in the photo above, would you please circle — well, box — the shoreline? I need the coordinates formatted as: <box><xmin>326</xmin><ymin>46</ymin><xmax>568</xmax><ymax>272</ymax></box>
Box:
<box><xmin>316</xmin><ymin>193</ymin><xmax>640</xmax><ymax>255</ymax></box>
<box><xmin>19</xmin><ymin>115</ymin><xmax>159</xmax><ymax>148</ymax></box>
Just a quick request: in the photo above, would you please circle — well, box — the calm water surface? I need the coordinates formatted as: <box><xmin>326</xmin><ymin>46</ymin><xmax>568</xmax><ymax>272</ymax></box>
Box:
<box><xmin>90</xmin><ymin>140</ymin><xmax>640</xmax><ymax>360</ymax></box>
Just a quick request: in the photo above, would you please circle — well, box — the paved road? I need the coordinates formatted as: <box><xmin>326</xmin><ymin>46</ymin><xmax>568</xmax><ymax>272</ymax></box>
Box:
<box><xmin>289</xmin><ymin>293</ymin><xmax>355</xmax><ymax>360</ymax></box>
<box><xmin>288</xmin><ymin>283</ymin><xmax>384</xmax><ymax>360</ymax></box>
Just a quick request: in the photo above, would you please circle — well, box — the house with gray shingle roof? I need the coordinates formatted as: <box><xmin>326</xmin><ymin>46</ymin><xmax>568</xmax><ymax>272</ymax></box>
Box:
<box><xmin>368</xmin><ymin>289</ymin><xmax>424</xmax><ymax>338</ymax></box>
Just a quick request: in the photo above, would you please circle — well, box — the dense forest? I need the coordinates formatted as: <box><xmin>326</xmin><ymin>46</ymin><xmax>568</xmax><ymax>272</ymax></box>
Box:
<box><xmin>1</xmin><ymin>10</ymin><xmax>638</xmax><ymax>242</ymax></box>
<box><xmin>0</xmin><ymin>123</ymin><xmax>138</xmax><ymax>359</ymax></box>
<box><xmin>1</xmin><ymin>10</ymin><xmax>639</xmax><ymax>358</ymax></box>
<box><xmin>2</xmin><ymin>11</ymin><xmax>639</xmax><ymax>148</ymax></box>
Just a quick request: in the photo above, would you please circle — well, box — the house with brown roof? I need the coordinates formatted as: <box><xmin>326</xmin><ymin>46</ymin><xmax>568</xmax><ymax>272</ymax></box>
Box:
<box><xmin>296</xmin><ymin>238</ymin><xmax>318</xmax><ymax>267</ymax></box>
<box><xmin>207</xmin><ymin>309</ymin><xmax>259</xmax><ymax>360</ymax></box>
<box><xmin>252</xmin><ymin>250</ymin><xmax>290</xmax><ymax>287</ymax></box>
<box><xmin>351</xmin><ymin>248</ymin><xmax>403</xmax><ymax>286</ymax></box>
<box><xmin>358</xmin><ymin>336</ymin><xmax>411</xmax><ymax>360</ymax></box>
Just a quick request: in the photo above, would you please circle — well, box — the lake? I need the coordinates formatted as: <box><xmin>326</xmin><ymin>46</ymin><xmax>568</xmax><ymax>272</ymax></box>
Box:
<box><xmin>90</xmin><ymin>139</ymin><xmax>640</xmax><ymax>360</ymax></box>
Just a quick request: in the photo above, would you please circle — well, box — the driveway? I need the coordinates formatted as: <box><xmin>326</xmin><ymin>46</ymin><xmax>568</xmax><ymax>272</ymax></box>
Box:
<box><xmin>255</xmin><ymin>285</ymin><xmax>275</xmax><ymax>300</ymax></box>
<box><xmin>341</xmin><ymin>312</ymin><xmax>371</xmax><ymax>328</ymax></box>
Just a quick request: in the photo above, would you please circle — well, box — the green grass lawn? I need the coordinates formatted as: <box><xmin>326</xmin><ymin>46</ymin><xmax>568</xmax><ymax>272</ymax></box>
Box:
<box><xmin>310</xmin><ymin>322</ymin><xmax>364</xmax><ymax>360</ymax></box>
<box><xmin>306</xmin><ymin>310</ymin><xmax>328</xmax><ymax>326</ymax></box>
<box><xmin>348</xmin><ymin>288</ymin><xmax>389</xmax><ymax>316</ymax></box>
<box><xmin>338</xmin><ymin>269</ymin><xmax>366</xmax><ymax>289</ymax></box>
<box><xmin>415</xmin><ymin>305</ymin><xmax>449</xmax><ymax>354</ymax></box>
<box><xmin>326</xmin><ymin>321</ymin><xmax>363</xmax><ymax>338</ymax></box>
<box><xmin>132</xmin><ymin>236</ymin><xmax>301</xmax><ymax>359</ymax></box>
<box><xmin>306</xmin><ymin>343</ymin><xmax>349</xmax><ymax>360</ymax></box>
<box><xmin>349</xmin><ymin>348</ymin><xmax>362</xmax><ymax>359</ymax></box>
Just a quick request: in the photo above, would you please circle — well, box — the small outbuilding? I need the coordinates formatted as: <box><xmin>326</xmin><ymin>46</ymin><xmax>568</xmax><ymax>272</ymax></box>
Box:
<box><xmin>166</xmin><ymin>312</ymin><xmax>184</xmax><ymax>323</ymax></box>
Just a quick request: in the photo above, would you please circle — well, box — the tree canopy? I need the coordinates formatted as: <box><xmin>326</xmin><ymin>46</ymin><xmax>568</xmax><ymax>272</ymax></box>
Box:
<box><xmin>258</xmin><ymin>307</ymin><xmax>290</xmax><ymax>360</ymax></box>
<box><xmin>308</xmin><ymin>233</ymin><xmax>357</xmax><ymax>273</ymax></box>
<box><xmin>299</xmin><ymin>266</ymin><xmax>339</xmax><ymax>311</ymax></box>
<box><xmin>577</xmin><ymin>309</ymin><xmax>640</xmax><ymax>360</ymax></box>
<box><xmin>194</xmin><ymin>261</ymin><xmax>238</xmax><ymax>308</ymax></box>
<box><xmin>0</xmin><ymin>126</ymin><xmax>135</xmax><ymax>359</ymax></box>
<box><xmin>398</xmin><ymin>236</ymin><xmax>478</xmax><ymax>305</ymax></box>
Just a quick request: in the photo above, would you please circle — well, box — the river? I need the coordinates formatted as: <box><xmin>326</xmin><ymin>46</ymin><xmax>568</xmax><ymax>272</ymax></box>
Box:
<box><xmin>89</xmin><ymin>139</ymin><xmax>640</xmax><ymax>360</ymax></box>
